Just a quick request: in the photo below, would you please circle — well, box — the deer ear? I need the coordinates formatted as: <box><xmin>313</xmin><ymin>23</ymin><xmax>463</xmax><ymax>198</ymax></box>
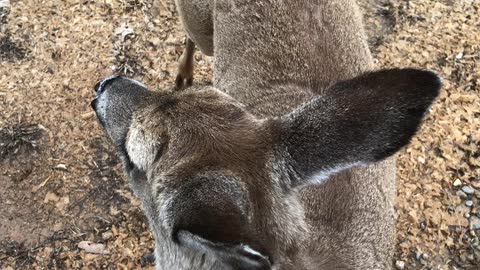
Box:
<box><xmin>274</xmin><ymin>68</ymin><xmax>442</xmax><ymax>186</ymax></box>
<box><xmin>176</xmin><ymin>230</ymin><xmax>272</xmax><ymax>270</ymax></box>
<box><xmin>170</xmin><ymin>173</ymin><xmax>272</xmax><ymax>270</ymax></box>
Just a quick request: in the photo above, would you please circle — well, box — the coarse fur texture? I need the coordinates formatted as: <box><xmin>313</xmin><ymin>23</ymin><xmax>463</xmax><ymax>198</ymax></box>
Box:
<box><xmin>92</xmin><ymin>0</ymin><xmax>443</xmax><ymax>269</ymax></box>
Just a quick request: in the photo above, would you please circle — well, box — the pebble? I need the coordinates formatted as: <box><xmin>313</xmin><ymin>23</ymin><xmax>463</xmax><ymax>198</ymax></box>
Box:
<box><xmin>453</xmin><ymin>179</ymin><xmax>462</xmax><ymax>187</ymax></box>
<box><xmin>466</xmin><ymin>200</ymin><xmax>474</xmax><ymax>207</ymax></box>
<box><xmin>472</xmin><ymin>181</ymin><xmax>480</xmax><ymax>189</ymax></box>
<box><xmin>462</xmin><ymin>186</ymin><xmax>475</xmax><ymax>195</ymax></box>
<box><xmin>420</xmin><ymin>222</ymin><xmax>427</xmax><ymax>230</ymax></box>
<box><xmin>470</xmin><ymin>216</ymin><xmax>480</xmax><ymax>230</ymax></box>
<box><xmin>0</xmin><ymin>0</ymin><xmax>10</xmax><ymax>8</ymax></box>
<box><xmin>102</xmin><ymin>231</ymin><xmax>113</xmax><ymax>240</ymax></box>
<box><xmin>395</xmin><ymin>260</ymin><xmax>405</xmax><ymax>270</ymax></box>
<box><xmin>457</xmin><ymin>190</ymin><xmax>468</xmax><ymax>199</ymax></box>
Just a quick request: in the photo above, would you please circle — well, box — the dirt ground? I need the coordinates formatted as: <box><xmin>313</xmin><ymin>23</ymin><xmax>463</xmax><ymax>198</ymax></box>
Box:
<box><xmin>0</xmin><ymin>0</ymin><xmax>478</xmax><ymax>269</ymax></box>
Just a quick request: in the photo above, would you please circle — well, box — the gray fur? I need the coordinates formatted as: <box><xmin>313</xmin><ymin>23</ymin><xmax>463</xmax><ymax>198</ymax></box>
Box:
<box><xmin>91</xmin><ymin>1</ymin><xmax>442</xmax><ymax>269</ymax></box>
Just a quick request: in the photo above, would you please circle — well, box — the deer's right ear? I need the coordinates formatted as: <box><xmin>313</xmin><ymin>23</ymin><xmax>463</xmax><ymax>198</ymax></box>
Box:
<box><xmin>271</xmin><ymin>69</ymin><xmax>442</xmax><ymax>186</ymax></box>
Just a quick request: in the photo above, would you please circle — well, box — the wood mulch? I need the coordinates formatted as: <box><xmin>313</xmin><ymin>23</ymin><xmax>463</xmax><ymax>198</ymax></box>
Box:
<box><xmin>0</xmin><ymin>0</ymin><xmax>478</xmax><ymax>269</ymax></box>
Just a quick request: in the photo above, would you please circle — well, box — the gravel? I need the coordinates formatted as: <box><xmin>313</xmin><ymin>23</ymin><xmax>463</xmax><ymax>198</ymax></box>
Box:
<box><xmin>395</xmin><ymin>260</ymin><xmax>405</xmax><ymax>270</ymax></box>
<box><xmin>466</xmin><ymin>200</ymin><xmax>474</xmax><ymax>207</ymax></box>
<box><xmin>462</xmin><ymin>186</ymin><xmax>475</xmax><ymax>195</ymax></box>
<box><xmin>470</xmin><ymin>216</ymin><xmax>480</xmax><ymax>230</ymax></box>
<box><xmin>453</xmin><ymin>179</ymin><xmax>462</xmax><ymax>187</ymax></box>
<box><xmin>457</xmin><ymin>190</ymin><xmax>468</xmax><ymax>199</ymax></box>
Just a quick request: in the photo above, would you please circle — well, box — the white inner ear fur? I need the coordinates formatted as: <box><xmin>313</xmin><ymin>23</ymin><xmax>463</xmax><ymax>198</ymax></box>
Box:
<box><xmin>124</xmin><ymin>77</ymin><xmax>148</xmax><ymax>89</ymax></box>
<box><xmin>126</xmin><ymin>124</ymin><xmax>158</xmax><ymax>171</ymax></box>
<box><xmin>241</xmin><ymin>245</ymin><xmax>264</xmax><ymax>258</ymax></box>
<box><xmin>178</xmin><ymin>230</ymin><xmax>270</xmax><ymax>268</ymax></box>
<box><xmin>307</xmin><ymin>161</ymin><xmax>365</xmax><ymax>186</ymax></box>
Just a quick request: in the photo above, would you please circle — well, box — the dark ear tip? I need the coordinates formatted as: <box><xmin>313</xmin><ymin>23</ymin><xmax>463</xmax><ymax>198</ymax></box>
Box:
<box><xmin>403</xmin><ymin>68</ymin><xmax>444</xmax><ymax>95</ymax></box>
<box><xmin>375</xmin><ymin>68</ymin><xmax>442</xmax><ymax>106</ymax></box>
<box><xmin>414</xmin><ymin>68</ymin><xmax>443</xmax><ymax>88</ymax></box>
<box><xmin>420</xmin><ymin>70</ymin><xmax>443</xmax><ymax>105</ymax></box>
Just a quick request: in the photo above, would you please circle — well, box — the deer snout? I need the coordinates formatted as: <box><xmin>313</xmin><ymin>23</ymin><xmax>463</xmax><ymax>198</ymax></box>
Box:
<box><xmin>91</xmin><ymin>75</ymin><xmax>151</xmax><ymax>146</ymax></box>
<box><xmin>91</xmin><ymin>75</ymin><xmax>148</xmax><ymax>114</ymax></box>
<box><xmin>91</xmin><ymin>75</ymin><xmax>119</xmax><ymax>113</ymax></box>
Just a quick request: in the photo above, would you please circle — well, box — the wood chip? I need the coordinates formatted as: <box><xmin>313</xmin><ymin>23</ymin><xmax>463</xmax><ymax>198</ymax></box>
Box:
<box><xmin>78</xmin><ymin>241</ymin><xmax>110</xmax><ymax>255</ymax></box>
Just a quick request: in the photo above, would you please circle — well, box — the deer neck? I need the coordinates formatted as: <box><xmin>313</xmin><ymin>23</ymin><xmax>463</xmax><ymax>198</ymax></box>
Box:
<box><xmin>213</xmin><ymin>0</ymin><xmax>373</xmax><ymax>118</ymax></box>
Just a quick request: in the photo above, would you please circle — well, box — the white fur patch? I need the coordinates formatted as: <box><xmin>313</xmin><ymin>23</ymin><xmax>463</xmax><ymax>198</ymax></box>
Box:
<box><xmin>241</xmin><ymin>245</ymin><xmax>263</xmax><ymax>257</ymax></box>
<box><xmin>308</xmin><ymin>162</ymin><xmax>365</xmax><ymax>185</ymax></box>
<box><xmin>125</xmin><ymin>77</ymin><xmax>147</xmax><ymax>88</ymax></box>
<box><xmin>126</xmin><ymin>127</ymin><xmax>158</xmax><ymax>171</ymax></box>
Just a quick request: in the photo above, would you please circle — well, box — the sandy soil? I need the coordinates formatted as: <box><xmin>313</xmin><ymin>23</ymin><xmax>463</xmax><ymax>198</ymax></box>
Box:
<box><xmin>0</xmin><ymin>0</ymin><xmax>479</xmax><ymax>269</ymax></box>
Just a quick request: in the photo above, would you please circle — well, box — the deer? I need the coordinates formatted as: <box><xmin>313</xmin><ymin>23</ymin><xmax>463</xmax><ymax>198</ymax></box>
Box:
<box><xmin>91</xmin><ymin>0</ymin><xmax>442</xmax><ymax>269</ymax></box>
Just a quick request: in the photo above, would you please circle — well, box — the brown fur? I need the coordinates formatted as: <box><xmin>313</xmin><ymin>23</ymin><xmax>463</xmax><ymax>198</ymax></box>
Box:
<box><xmin>174</xmin><ymin>2</ymin><xmax>391</xmax><ymax>267</ymax></box>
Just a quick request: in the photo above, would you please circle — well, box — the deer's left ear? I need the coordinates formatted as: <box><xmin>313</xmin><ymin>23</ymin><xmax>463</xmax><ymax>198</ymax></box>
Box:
<box><xmin>176</xmin><ymin>230</ymin><xmax>272</xmax><ymax>270</ymax></box>
<box><xmin>170</xmin><ymin>173</ymin><xmax>272</xmax><ymax>270</ymax></box>
<box><xmin>271</xmin><ymin>68</ymin><xmax>442</xmax><ymax>186</ymax></box>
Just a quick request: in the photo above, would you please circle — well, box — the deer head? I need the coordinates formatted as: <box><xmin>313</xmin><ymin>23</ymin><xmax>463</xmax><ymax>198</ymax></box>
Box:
<box><xmin>91</xmin><ymin>68</ymin><xmax>441</xmax><ymax>269</ymax></box>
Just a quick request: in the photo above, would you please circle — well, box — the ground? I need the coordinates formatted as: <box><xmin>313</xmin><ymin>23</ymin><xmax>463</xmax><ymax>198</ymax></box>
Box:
<box><xmin>0</xmin><ymin>0</ymin><xmax>479</xmax><ymax>269</ymax></box>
